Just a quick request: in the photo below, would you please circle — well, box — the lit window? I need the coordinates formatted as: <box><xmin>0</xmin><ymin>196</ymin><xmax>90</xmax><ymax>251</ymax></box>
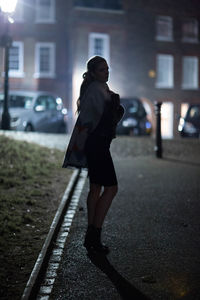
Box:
<box><xmin>156</xmin><ymin>16</ymin><xmax>173</xmax><ymax>41</ymax></box>
<box><xmin>161</xmin><ymin>102</ymin><xmax>174</xmax><ymax>139</ymax></box>
<box><xmin>180</xmin><ymin>103</ymin><xmax>189</xmax><ymax>118</ymax></box>
<box><xmin>9</xmin><ymin>41</ymin><xmax>24</xmax><ymax>77</ymax></box>
<box><xmin>182</xmin><ymin>19</ymin><xmax>198</xmax><ymax>43</ymax></box>
<box><xmin>156</xmin><ymin>54</ymin><xmax>174</xmax><ymax>88</ymax></box>
<box><xmin>35</xmin><ymin>0</ymin><xmax>55</xmax><ymax>23</ymax></box>
<box><xmin>34</xmin><ymin>43</ymin><xmax>56</xmax><ymax>78</ymax></box>
<box><xmin>182</xmin><ymin>56</ymin><xmax>198</xmax><ymax>89</ymax></box>
<box><xmin>89</xmin><ymin>33</ymin><xmax>110</xmax><ymax>64</ymax></box>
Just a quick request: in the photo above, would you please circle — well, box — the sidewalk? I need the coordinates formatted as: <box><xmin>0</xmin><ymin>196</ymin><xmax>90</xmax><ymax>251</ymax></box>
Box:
<box><xmin>50</xmin><ymin>154</ymin><xmax>200</xmax><ymax>300</ymax></box>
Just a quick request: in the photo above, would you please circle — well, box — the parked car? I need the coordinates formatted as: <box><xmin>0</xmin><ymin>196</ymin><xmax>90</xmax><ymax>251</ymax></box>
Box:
<box><xmin>178</xmin><ymin>104</ymin><xmax>200</xmax><ymax>138</ymax></box>
<box><xmin>116</xmin><ymin>98</ymin><xmax>152</xmax><ymax>136</ymax></box>
<box><xmin>0</xmin><ymin>91</ymin><xmax>68</xmax><ymax>133</ymax></box>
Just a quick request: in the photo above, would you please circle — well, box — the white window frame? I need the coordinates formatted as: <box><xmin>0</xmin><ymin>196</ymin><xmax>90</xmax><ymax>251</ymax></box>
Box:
<box><xmin>156</xmin><ymin>16</ymin><xmax>173</xmax><ymax>42</ymax></box>
<box><xmin>182</xmin><ymin>18</ymin><xmax>198</xmax><ymax>43</ymax></box>
<box><xmin>156</xmin><ymin>54</ymin><xmax>174</xmax><ymax>88</ymax></box>
<box><xmin>34</xmin><ymin>42</ymin><xmax>56</xmax><ymax>78</ymax></box>
<box><xmin>9</xmin><ymin>41</ymin><xmax>24</xmax><ymax>78</ymax></box>
<box><xmin>35</xmin><ymin>0</ymin><xmax>55</xmax><ymax>23</ymax></box>
<box><xmin>182</xmin><ymin>56</ymin><xmax>198</xmax><ymax>90</ymax></box>
<box><xmin>88</xmin><ymin>33</ymin><xmax>110</xmax><ymax>64</ymax></box>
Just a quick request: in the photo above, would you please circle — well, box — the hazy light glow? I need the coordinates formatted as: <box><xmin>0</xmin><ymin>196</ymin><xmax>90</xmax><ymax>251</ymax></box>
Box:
<box><xmin>8</xmin><ymin>16</ymin><xmax>14</xmax><ymax>23</ymax></box>
<box><xmin>0</xmin><ymin>0</ymin><xmax>18</xmax><ymax>13</ymax></box>
<box><xmin>56</xmin><ymin>98</ymin><xmax>62</xmax><ymax>105</ymax></box>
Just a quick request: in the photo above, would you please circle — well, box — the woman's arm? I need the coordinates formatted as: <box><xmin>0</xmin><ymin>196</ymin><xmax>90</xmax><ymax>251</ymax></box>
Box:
<box><xmin>79</xmin><ymin>82</ymin><xmax>106</xmax><ymax>133</ymax></box>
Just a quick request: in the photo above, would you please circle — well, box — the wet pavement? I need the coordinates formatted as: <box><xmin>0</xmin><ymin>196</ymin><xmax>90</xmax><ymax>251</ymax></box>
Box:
<box><xmin>49</xmin><ymin>150</ymin><xmax>200</xmax><ymax>299</ymax></box>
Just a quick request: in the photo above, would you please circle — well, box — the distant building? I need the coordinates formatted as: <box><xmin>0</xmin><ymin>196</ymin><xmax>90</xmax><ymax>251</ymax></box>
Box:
<box><xmin>0</xmin><ymin>0</ymin><xmax>200</xmax><ymax>136</ymax></box>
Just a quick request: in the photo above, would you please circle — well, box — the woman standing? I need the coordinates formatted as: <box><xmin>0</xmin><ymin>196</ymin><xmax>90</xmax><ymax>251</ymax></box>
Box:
<box><xmin>62</xmin><ymin>56</ymin><xmax>124</xmax><ymax>254</ymax></box>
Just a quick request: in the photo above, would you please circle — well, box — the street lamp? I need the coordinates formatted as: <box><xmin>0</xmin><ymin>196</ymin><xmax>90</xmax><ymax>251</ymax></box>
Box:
<box><xmin>0</xmin><ymin>0</ymin><xmax>18</xmax><ymax>130</ymax></box>
<box><xmin>154</xmin><ymin>102</ymin><xmax>163</xmax><ymax>158</ymax></box>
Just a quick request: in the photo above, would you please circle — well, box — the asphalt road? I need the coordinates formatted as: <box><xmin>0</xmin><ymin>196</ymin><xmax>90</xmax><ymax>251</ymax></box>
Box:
<box><xmin>49</xmin><ymin>154</ymin><xmax>200</xmax><ymax>300</ymax></box>
<box><xmin>1</xmin><ymin>130</ymin><xmax>200</xmax><ymax>299</ymax></box>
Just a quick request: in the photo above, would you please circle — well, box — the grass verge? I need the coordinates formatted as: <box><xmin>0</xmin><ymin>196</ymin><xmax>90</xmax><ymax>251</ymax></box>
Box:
<box><xmin>0</xmin><ymin>135</ymin><xmax>72</xmax><ymax>300</ymax></box>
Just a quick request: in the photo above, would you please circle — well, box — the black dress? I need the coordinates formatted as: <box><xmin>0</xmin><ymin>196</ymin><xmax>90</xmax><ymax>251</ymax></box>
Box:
<box><xmin>85</xmin><ymin>100</ymin><xmax>118</xmax><ymax>187</ymax></box>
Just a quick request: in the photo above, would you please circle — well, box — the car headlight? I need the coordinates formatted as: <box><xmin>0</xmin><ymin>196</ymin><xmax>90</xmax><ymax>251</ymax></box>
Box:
<box><xmin>178</xmin><ymin>117</ymin><xmax>185</xmax><ymax>132</ymax></box>
<box><xmin>62</xmin><ymin>108</ymin><xmax>67</xmax><ymax>115</ymax></box>
<box><xmin>122</xmin><ymin>118</ymin><xmax>137</xmax><ymax>127</ymax></box>
<box><xmin>183</xmin><ymin>121</ymin><xmax>197</xmax><ymax>134</ymax></box>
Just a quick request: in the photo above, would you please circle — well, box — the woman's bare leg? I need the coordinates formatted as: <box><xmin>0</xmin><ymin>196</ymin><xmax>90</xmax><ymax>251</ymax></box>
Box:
<box><xmin>87</xmin><ymin>183</ymin><xmax>102</xmax><ymax>225</ymax></box>
<box><xmin>93</xmin><ymin>185</ymin><xmax>118</xmax><ymax>228</ymax></box>
<box><xmin>84</xmin><ymin>184</ymin><xmax>117</xmax><ymax>253</ymax></box>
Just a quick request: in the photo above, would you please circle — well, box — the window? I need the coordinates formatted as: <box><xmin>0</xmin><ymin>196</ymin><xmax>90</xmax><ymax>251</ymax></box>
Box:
<box><xmin>9</xmin><ymin>42</ymin><xmax>24</xmax><ymax>77</ymax></box>
<box><xmin>47</xmin><ymin>96</ymin><xmax>56</xmax><ymax>110</ymax></box>
<box><xmin>74</xmin><ymin>0</ymin><xmax>122</xmax><ymax>10</ymax></box>
<box><xmin>156</xmin><ymin>16</ymin><xmax>173</xmax><ymax>41</ymax></box>
<box><xmin>181</xmin><ymin>103</ymin><xmax>189</xmax><ymax>118</ymax></box>
<box><xmin>35</xmin><ymin>0</ymin><xmax>55</xmax><ymax>23</ymax></box>
<box><xmin>9</xmin><ymin>96</ymin><xmax>33</xmax><ymax>108</ymax></box>
<box><xmin>35</xmin><ymin>43</ymin><xmax>56</xmax><ymax>78</ymax></box>
<box><xmin>161</xmin><ymin>102</ymin><xmax>174</xmax><ymax>139</ymax></box>
<box><xmin>35</xmin><ymin>95</ymin><xmax>56</xmax><ymax>110</ymax></box>
<box><xmin>182</xmin><ymin>56</ymin><xmax>198</xmax><ymax>89</ymax></box>
<box><xmin>89</xmin><ymin>33</ymin><xmax>110</xmax><ymax>64</ymax></box>
<box><xmin>13</xmin><ymin>0</ymin><xmax>24</xmax><ymax>22</ymax></box>
<box><xmin>182</xmin><ymin>19</ymin><xmax>198</xmax><ymax>43</ymax></box>
<box><xmin>35</xmin><ymin>96</ymin><xmax>48</xmax><ymax>111</ymax></box>
<box><xmin>156</xmin><ymin>54</ymin><xmax>174</xmax><ymax>88</ymax></box>
<box><xmin>188</xmin><ymin>106</ymin><xmax>200</xmax><ymax>120</ymax></box>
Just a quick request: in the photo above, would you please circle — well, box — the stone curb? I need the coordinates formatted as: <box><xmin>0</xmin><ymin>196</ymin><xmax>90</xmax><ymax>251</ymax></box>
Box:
<box><xmin>21</xmin><ymin>169</ymin><xmax>80</xmax><ymax>300</ymax></box>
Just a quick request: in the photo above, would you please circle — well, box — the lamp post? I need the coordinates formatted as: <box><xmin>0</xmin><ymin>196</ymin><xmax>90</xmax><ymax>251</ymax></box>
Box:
<box><xmin>0</xmin><ymin>0</ymin><xmax>18</xmax><ymax>130</ymax></box>
<box><xmin>154</xmin><ymin>101</ymin><xmax>163</xmax><ymax>158</ymax></box>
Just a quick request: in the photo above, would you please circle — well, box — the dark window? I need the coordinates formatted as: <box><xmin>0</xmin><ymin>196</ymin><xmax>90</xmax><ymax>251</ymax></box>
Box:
<box><xmin>9</xmin><ymin>46</ymin><xmax>19</xmax><ymax>70</ymax></box>
<box><xmin>35</xmin><ymin>96</ymin><xmax>48</xmax><ymax>111</ymax></box>
<box><xmin>8</xmin><ymin>95</ymin><xmax>33</xmax><ymax>108</ymax></box>
<box><xmin>47</xmin><ymin>96</ymin><xmax>56</xmax><ymax>110</ymax></box>
<box><xmin>94</xmin><ymin>38</ymin><xmax>103</xmax><ymax>55</ymax></box>
<box><xmin>40</xmin><ymin>47</ymin><xmax>50</xmax><ymax>72</ymax></box>
<box><xmin>188</xmin><ymin>106</ymin><xmax>200</xmax><ymax>120</ymax></box>
<box><xmin>74</xmin><ymin>0</ymin><xmax>122</xmax><ymax>10</ymax></box>
<box><xmin>182</xmin><ymin>18</ymin><xmax>198</xmax><ymax>42</ymax></box>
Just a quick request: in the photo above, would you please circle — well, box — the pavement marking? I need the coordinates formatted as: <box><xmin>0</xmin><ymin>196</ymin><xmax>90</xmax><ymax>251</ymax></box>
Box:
<box><xmin>36</xmin><ymin>169</ymin><xmax>87</xmax><ymax>300</ymax></box>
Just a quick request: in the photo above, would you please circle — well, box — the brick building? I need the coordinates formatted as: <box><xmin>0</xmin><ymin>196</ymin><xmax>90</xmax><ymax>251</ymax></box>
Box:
<box><xmin>0</xmin><ymin>0</ymin><xmax>200</xmax><ymax>136</ymax></box>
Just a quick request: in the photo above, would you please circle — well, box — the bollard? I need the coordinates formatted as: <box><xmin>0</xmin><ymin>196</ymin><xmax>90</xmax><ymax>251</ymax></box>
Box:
<box><xmin>154</xmin><ymin>102</ymin><xmax>162</xmax><ymax>158</ymax></box>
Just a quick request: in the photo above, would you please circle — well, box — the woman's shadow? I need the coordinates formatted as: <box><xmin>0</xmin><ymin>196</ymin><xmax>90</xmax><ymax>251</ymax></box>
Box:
<box><xmin>87</xmin><ymin>252</ymin><xmax>150</xmax><ymax>300</ymax></box>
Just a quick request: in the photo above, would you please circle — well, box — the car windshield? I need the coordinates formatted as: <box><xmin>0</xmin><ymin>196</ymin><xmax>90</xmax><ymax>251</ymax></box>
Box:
<box><xmin>121</xmin><ymin>99</ymin><xmax>146</xmax><ymax>117</ymax></box>
<box><xmin>0</xmin><ymin>94</ymin><xmax>34</xmax><ymax>109</ymax></box>
<box><xmin>121</xmin><ymin>99</ymin><xmax>139</xmax><ymax>113</ymax></box>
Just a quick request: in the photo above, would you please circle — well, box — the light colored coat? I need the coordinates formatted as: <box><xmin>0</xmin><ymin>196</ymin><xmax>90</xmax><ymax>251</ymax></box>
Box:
<box><xmin>62</xmin><ymin>81</ymin><xmax>111</xmax><ymax>169</ymax></box>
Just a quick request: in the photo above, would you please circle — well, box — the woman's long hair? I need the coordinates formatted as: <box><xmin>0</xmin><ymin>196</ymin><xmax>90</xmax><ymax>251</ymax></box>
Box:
<box><xmin>77</xmin><ymin>56</ymin><xmax>107</xmax><ymax>113</ymax></box>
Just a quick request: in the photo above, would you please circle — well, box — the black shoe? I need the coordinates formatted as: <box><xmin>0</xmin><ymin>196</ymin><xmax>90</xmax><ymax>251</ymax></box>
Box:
<box><xmin>84</xmin><ymin>225</ymin><xmax>110</xmax><ymax>255</ymax></box>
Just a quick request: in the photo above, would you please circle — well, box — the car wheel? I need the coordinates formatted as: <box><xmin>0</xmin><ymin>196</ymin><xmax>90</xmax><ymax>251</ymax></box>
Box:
<box><xmin>25</xmin><ymin>124</ymin><xmax>34</xmax><ymax>132</ymax></box>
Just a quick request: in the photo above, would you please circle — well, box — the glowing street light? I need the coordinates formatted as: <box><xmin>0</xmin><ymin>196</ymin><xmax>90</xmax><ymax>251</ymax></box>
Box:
<box><xmin>0</xmin><ymin>0</ymin><xmax>18</xmax><ymax>13</ymax></box>
<box><xmin>0</xmin><ymin>0</ymin><xmax>18</xmax><ymax>130</ymax></box>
